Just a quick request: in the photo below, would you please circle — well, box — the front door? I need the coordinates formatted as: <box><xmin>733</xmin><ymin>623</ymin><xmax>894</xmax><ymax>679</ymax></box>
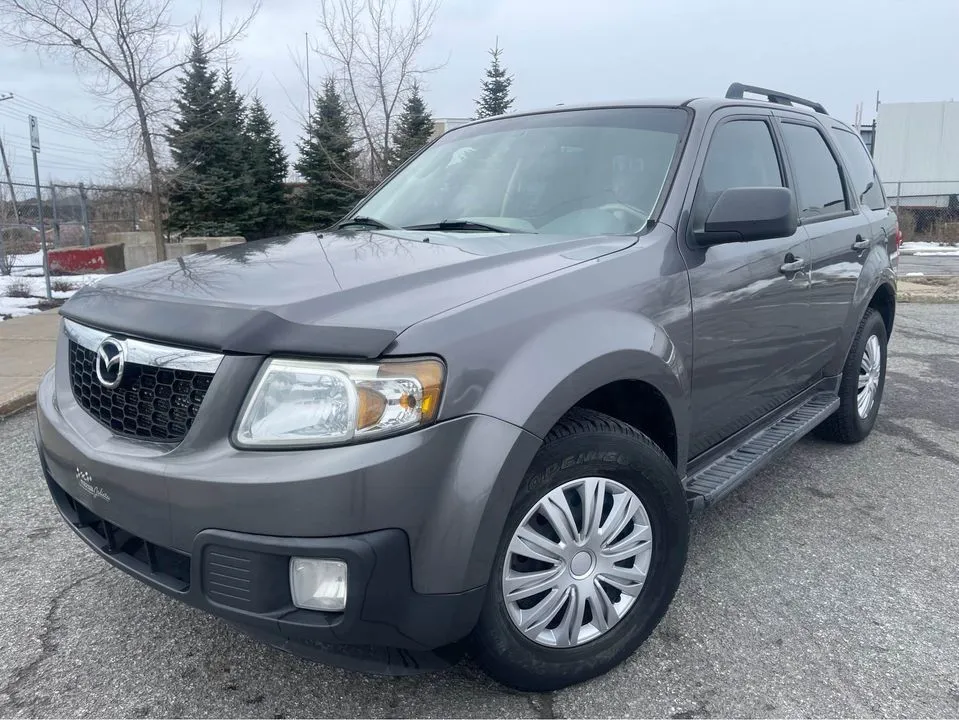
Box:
<box><xmin>679</xmin><ymin>112</ymin><xmax>815</xmax><ymax>459</ymax></box>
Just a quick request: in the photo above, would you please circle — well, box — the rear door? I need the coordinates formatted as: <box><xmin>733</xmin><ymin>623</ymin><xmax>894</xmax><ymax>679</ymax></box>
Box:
<box><xmin>772</xmin><ymin>115</ymin><xmax>871</xmax><ymax>377</ymax></box>
<box><xmin>680</xmin><ymin>111</ymin><xmax>815</xmax><ymax>458</ymax></box>
<box><xmin>830</xmin><ymin>123</ymin><xmax>900</xmax><ymax>267</ymax></box>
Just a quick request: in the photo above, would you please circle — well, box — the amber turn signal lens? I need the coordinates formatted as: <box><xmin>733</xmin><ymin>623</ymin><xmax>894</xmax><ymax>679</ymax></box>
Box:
<box><xmin>378</xmin><ymin>358</ymin><xmax>445</xmax><ymax>424</ymax></box>
<box><xmin>356</xmin><ymin>386</ymin><xmax>388</xmax><ymax>429</ymax></box>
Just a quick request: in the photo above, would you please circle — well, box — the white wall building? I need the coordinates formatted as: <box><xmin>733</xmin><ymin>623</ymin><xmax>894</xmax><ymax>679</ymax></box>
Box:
<box><xmin>873</xmin><ymin>101</ymin><xmax>959</xmax><ymax>208</ymax></box>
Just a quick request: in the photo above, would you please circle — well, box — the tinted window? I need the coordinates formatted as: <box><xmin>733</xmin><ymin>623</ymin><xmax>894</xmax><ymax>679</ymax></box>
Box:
<box><xmin>700</xmin><ymin>120</ymin><xmax>783</xmax><ymax>193</ymax></box>
<box><xmin>695</xmin><ymin>120</ymin><xmax>783</xmax><ymax>229</ymax></box>
<box><xmin>832</xmin><ymin>128</ymin><xmax>886</xmax><ymax>210</ymax></box>
<box><xmin>780</xmin><ymin>123</ymin><xmax>847</xmax><ymax>219</ymax></box>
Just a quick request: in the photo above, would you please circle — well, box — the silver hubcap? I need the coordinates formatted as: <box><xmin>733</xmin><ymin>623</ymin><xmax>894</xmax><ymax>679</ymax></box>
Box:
<box><xmin>857</xmin><ymin>335</ymin><xmax>882</xmax><ymax>419</ymax></box>
<box><xmin>502</xmin><ymin>477</ymin><xmax>653</xmax><ymax>648</ymax></box>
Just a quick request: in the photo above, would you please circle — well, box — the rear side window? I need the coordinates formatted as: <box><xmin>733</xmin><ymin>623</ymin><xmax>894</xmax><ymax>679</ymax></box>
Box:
<box><xmin>780</xmin><ymin>123</ymin><xmax>847</xmax><ymax>220</ymax></box>
<box><xmin>832</xmin><ymin>128</ymin><xmax>886</xmax><ymax>211</ymax></box>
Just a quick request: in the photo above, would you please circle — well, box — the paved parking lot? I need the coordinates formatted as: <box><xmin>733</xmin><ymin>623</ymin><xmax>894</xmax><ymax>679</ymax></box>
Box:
<box><xmin>1</xmin><ymin>304</ymin><xmax>957</xmax><ymax>718</ymax></box>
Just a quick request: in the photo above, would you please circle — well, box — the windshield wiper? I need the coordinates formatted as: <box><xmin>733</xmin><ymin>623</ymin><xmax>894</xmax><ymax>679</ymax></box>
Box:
<box><xmin>335</xmin><ymin>216</ymin><xmax>399</xmax><ymax>231</ymax></box>
<box><xmin>404</xmin><ymin>219</ymin><xmax>519</xmax><ymax>234</ymax></box>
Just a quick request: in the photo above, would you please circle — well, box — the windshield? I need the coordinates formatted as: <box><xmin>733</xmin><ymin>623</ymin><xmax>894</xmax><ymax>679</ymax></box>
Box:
<box><xmin>355</xmin><ymin>107</ymin><xmax>689</xmax><ymax>236</ymax></box>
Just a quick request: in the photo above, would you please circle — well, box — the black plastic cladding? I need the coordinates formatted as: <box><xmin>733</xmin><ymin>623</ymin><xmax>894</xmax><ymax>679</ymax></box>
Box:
<box><xmin>68</xmin><ymin>341</ymin><xmax>214</xmax><ymax>442</ymax></box>
<box><xmin>47</xmin><ymin>474</ymin><xmax>192</xmax><ymax>591</ymax></box>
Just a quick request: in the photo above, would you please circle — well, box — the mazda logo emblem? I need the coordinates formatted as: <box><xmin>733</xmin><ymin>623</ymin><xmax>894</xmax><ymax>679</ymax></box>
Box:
<box><xmin>95</xmin><ymin>337</ymin><xmax>126</xmax><ymax>389</ymax></box>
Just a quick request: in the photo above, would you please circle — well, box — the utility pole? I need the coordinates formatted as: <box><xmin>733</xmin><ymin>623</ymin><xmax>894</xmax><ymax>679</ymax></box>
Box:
<box><xmin>0</xmin><ymin>138</ymin><xmax>19</xmax><ymax>224</ymax></box>
<box><xmin>305</xmin><ymin>32</ymin><xmax>312</xmax><ymax>130</ymax></box>
<box><xmin>0</xmin><ymin>93</ymin><xmax>19</xmax><ymax>224</ymax></box>
<box><xmin>29</xmin><ymin>115</ymin><xmax>52</xmax><ymax>299</ymax></box>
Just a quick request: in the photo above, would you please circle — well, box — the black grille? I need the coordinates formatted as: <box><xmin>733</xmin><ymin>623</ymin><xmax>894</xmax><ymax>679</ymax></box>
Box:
<box><xmin>68</xmin><ymin>340</ymin><xmax>213</xmax><ymax>442</ymax></box>
<box><xmin>47</xmin><ymin>475</ymin><xmax>191</xmax><ymax>592</ymax></box>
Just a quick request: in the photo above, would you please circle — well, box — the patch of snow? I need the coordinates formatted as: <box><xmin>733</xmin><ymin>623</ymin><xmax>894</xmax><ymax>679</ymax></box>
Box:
<box><xmin>0</xmin><ymin>296</ymin><xmax>41</xmax><ymax>319</ymax></box>
<box><xmin>904</xmin><ymin>272</ymin><xmax>925</xmax><ymax>277</ymax></box>
<box><xmin>0</xmin><ymin>273</ymin><xmax>104</xmax><ymax>298</ymax></box>
<box><xmin>0</xmin><ymin>268</ymin><xmax>108</xmax><ymax>321</ymax></box>
<box><xmin>6</xmin><ymin>250</ymin><xmax>44</xmax><ymax>269</ymax></box>
<box><xmin>915</xmin><ymin>250</ymin><xmax>959</xmax><ymax>257</ymax></box>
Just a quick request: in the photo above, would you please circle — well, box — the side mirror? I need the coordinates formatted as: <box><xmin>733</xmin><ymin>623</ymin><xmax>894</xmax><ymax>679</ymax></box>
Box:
<box><xmin>694</xmin><ymin>186</ymin><xmax>798</xmax><ymax>246</ymax></box>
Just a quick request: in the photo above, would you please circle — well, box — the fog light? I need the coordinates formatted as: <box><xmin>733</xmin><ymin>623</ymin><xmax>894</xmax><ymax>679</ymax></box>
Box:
<box><xmin>290</xmin><ymin>558</ymin><xmax>348</xmax><ymax>611</ymax></box>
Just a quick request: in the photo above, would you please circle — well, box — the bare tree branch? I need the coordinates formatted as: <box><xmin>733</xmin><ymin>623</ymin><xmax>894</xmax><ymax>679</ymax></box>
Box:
<box><xmin>0</xmin><ymin>0</ymin><xmax>260</xmax><ymax>259</ymax></box>
<box><xmin>311</xmin><ymin>0</ymin><xmax>441</xmax><ymax>182</ymax></box>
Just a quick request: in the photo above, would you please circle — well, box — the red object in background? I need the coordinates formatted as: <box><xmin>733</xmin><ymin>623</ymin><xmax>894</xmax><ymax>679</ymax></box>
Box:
<box><xmin>47</xmin><ymin>244</ymin><xmax>125</xmax><ymax>274</ymax></box>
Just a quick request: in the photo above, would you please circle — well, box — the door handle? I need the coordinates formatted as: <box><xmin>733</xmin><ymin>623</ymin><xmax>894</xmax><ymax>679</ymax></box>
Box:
<box><xmin>780</xmin><ymin>257</ymin><xmax>807</xmax><ymax>274</ymax></box>
<box><xmin>852</xmin><ymin>235</ymin><xmax>871</xmax><ymax>251</ymax></box>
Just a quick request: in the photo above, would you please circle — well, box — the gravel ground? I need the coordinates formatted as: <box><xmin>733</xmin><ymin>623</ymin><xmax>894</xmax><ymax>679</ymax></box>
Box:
<box><xmin>1</xmin><ymin>304</ymin><xmax>957</xmax><ymax>718</ymax></box>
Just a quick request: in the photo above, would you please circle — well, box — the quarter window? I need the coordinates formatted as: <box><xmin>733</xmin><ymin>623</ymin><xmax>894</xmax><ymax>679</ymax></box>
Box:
<box><xmin>780</xmin><ymin>123</ymin><xmax>847</xmax><ymax>219</ymax></box>
<box><xmin>832</xmin><ymin>128</ymin><xmax>886</xmax><ymax>211</ymax></box>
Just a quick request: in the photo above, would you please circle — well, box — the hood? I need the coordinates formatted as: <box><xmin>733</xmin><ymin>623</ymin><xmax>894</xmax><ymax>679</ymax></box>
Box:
<box><xmin>61</xmin><ymin>230</ymin><xmax>634</xmax><ymax>357</ymax></box>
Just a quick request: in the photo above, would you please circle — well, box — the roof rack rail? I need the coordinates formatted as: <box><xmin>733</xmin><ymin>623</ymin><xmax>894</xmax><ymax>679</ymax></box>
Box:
<box><xmin>725</xmin><ymin>83</ymin><xmax>828</xmax><ymax>115</ymax></box>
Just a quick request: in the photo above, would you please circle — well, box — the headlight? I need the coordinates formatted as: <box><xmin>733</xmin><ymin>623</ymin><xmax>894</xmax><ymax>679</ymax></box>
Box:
<box><xmin>234</xmin><ymin>357</ymin><xmax>444</xmax><ymax>448</ymax></box>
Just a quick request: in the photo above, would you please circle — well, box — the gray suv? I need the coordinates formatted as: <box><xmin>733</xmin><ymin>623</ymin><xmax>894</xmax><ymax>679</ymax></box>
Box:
<box><xmin>35</xmin><ymin>83</ymin><xmax>899</xmax><ymax>691</ymax></box>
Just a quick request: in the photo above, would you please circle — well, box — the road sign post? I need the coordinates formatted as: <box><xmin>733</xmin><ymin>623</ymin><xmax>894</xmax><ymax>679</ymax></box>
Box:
<box><xmin>29</xmin><ymin>115</ymin><xmax>52</xmax><ymax>300</ymax></box>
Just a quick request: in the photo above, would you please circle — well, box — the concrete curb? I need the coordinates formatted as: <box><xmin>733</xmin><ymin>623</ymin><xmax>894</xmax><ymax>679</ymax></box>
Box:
<box><xmin>898</xmin><ymin>294</ymin><xmax>959</xmax><ymax>304</ymax></box>
<box><xmin>897</xmin><ymin>276</ymin><xmax>959</xmax><ymax>304</ymax></box>
<box><xmin>0</xmin><ymin>390</ymin><xmax>36</xmax><ymax>419</ymax></box>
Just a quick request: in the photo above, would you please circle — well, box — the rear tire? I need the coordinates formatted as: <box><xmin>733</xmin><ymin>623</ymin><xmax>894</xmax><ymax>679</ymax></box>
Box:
<box><xmin>469</xmin><ymin>408</ymin><xmax>689</xmax><ymax>691</ymax></box>
<box><xmin>815</xmin><ymin>308</ymin><xmax>887</xmax><ymax>444</ymax></box>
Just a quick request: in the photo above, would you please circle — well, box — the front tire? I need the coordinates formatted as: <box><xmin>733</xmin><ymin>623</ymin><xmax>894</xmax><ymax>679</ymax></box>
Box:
<box><xmin>815</xmin><ymin>308</ymin><xmax>888</xmax><ymax>444</ymax></box>
<box><xmin>470</xmin><ymin>408</ymin><xmax>689</xmax><ymax>691</ymax></box>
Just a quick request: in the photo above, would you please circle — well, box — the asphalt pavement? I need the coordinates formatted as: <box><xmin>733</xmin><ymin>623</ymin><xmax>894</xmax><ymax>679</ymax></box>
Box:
<box><xmin>1</xmin><ymin>304</ymin><xmax>957</xmax><ymax>718</ymax></box>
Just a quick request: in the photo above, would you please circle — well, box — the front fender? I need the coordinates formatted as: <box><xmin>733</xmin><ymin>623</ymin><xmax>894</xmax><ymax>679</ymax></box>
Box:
<box><xmin>410</xmin><ymin>309</ymin><xmax>690</xmax><ymax>593</ymax></box>
<box><xmin>473</xmin><ymin>309</ymin><xmax>689</xmax><ymax>446</ymax></box>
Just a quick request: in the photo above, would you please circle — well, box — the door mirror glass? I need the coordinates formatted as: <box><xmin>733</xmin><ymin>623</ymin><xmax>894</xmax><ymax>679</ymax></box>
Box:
<box><xmin>694</xmin><ymin>186</ymin><xmax>798</xmax><ymax>246</ymax></box>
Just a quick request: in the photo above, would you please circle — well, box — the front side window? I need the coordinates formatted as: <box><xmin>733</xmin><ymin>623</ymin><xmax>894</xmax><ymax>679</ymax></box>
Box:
<box><xmin>354</xmin><ymin>108</ymin><xmax>689</xmax><ymax>237</ymax></box>
<box><xmin>832</xmin><ymin>128</ymin><xmax>886</xmax><ymax>211</ymax></box>
<box><xmin>780</xmin><ymin>123</ymin><xmax>848</xmax><ymax>219</ymax></box>
<box><xmin>693</xmin><ymin>119</ymin><xmax>783</xmax><ymax>229</ymax></box>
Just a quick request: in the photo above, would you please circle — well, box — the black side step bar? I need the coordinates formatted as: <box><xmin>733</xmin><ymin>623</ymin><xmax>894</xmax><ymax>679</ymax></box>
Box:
<box><xmin>685</xmin><ymin>392</ymin><xmax>840</xmax><ymax>512</ymax></box>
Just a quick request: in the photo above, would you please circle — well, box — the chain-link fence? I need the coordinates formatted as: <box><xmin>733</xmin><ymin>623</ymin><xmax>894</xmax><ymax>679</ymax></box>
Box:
<box><xmin>0</xmin><ymin>180</ymin><xmax>147</xmax><ymax>275</ymax></box>
<box><xmin>883</xmin><ymin>180</ymin><xmax>959</xmax><ymax>246</ymax></box>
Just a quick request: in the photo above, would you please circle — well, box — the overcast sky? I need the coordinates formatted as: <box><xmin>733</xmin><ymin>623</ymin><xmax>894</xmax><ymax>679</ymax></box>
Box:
<box><xmin>0</xmin><ymin>0</ymin><xmax>956</xmax><ymax>186</ymax></box>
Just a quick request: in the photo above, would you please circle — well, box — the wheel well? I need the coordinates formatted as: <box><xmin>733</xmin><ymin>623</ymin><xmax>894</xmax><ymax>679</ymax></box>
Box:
<box><xmin>869</xmin><ymin>283</ymin><xmax>896</xmax><ymax>338</ymax></box>
<box><xmin>572</xmin><ymin>380</ymin><xmax>678</xmax><ymax>466</ymax></box>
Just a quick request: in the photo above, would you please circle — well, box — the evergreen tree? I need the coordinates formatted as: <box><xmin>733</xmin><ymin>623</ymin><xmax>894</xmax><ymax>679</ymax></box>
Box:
<box><xmin>390</xmin><ymin>82</ymin><xmax>434</xmax><ymax>170</ymax></box>
<box><xmin>207</xmin><ymin>68</ymin><xmax>254</xmax><ymax>235</ymax></box>
<box><xmin>294</xmin><ymin>78</ymin><xmax>362</xmax><ymax>229</ymax></box>
<box><xmin>166</xmin><ymin>32</ymin><xmax>221</xmax><ymax>234</ymax></box>
<box><xmin>243</xmin><ymin>95</ymin><xmax>290</xmax><ymax>239</ymax></box>
<box><xmin>475</xmin><ymin>40</ymin><xmax>515</xmax><ymax>119</ymax></box>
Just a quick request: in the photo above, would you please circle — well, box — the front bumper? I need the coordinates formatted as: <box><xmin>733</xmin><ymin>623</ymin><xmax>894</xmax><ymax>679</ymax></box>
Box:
<box><xmin>42</xmin><ymin>466</ymin><xmax>481</xmax><ymax>672</ymax></box>
<box><xmin>35</xmin><ymin>325</ymin><xmax>542</xmax><ymax>672</ymax></box>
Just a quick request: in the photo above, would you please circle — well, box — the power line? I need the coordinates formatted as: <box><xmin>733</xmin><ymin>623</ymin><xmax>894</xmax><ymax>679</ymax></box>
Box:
<box><xmin>4</xmin><ymin>95</ymin><xmax>104</xmax><ymax>134</ymax></box>
<box><xmin>0</xmin><ymin>108</ymin><xmax>104</xmax><ymax>141</ymax></box>
<box><xmin>1</xmin><ymin>133</ymin><xmax>124</xmax><ymax>158</ymax></box>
